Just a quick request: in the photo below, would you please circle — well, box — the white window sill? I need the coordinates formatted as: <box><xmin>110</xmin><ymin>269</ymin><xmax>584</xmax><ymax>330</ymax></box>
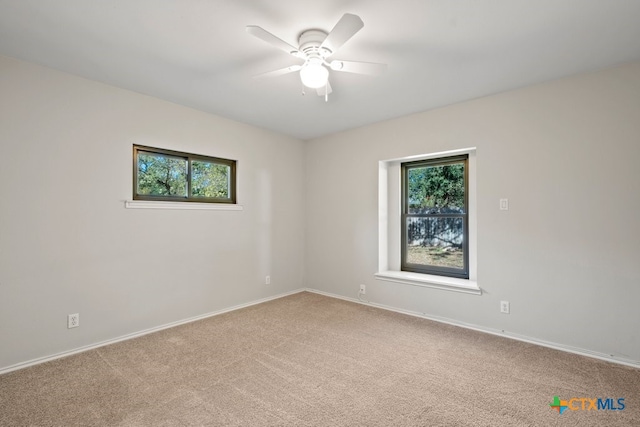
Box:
<box><xmin>374</xmin><ymin>271</ymin><xmax>481</xmax><ymax>295</ymax></box>
<box><xmin>125</xmin><ymin>200</ymin><xmax>243</xmax><ymax>211</ymax></box>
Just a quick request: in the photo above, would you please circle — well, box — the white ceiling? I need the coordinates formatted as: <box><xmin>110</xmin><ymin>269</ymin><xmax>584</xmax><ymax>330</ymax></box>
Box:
<box><xmin>1</xmin><ymin>0</ymin><xmax>639</xmax><ymax>140</ymax></box>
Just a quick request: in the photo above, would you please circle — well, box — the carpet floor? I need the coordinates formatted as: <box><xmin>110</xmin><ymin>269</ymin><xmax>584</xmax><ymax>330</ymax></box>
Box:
<box><xmin>1</xmin><ymin>291</ymin><xmax>638</xmax><ymax>426</ymax></box>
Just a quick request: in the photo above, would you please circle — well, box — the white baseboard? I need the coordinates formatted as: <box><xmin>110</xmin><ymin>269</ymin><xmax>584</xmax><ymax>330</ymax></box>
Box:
<box><xmin>0</xmin><ymin>289</ymin><xmax>306</xmax><ymax>375</ymax></box>
<box><xmin>3</xmin><ymin>287</ymin><xmax>637</xmax><ymax>375</ymax></box>
<box><xmin>306</xmin><ymin>288</ymin><xmax>640</xmax><ymax>369</ymax></box>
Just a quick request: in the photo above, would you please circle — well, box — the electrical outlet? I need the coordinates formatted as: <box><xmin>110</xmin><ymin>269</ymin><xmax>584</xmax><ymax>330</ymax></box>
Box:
<box><xmin>265</xmin><ymin>275</ymin><xmax>271</xmax><ymax>285</ymax></box>
<box><xmin>500</xmin><ymin>301</ymin><xmax>510</xmax><ymax>314</ymax></box>
<box><xmin>359</xmin><ymin>284</ymin><xmax>366</xmax><ymax>295</ymax></box>
<box><xmin>68</xmin><ymin>313</ymin><xmax>79</xmax><ymax>328</ymax></box>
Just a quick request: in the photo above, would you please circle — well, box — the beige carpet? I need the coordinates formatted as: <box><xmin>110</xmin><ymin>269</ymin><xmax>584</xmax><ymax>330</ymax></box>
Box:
<box><xmin>1</xmin><ymin>291</ymin><xmax>638</xmax><ymax>426</ymax></box>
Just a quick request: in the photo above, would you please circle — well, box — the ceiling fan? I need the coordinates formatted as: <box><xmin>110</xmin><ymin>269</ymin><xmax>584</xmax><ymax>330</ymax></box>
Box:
<box><xmin>247</xmin><ymin>13</ymin><xmax>387</xmax><ymax>101</ymax></box>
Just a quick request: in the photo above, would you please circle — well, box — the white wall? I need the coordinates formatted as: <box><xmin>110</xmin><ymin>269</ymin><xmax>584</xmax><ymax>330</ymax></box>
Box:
<box><xmin>2</xmin><ymin>54</ymin><xmax>639</xmax><ymax>371</ymax></box>
<box><xmin>305</xmin><ymin>62</ymin><xmax>640</xmax><ymax>363</ymax></box>
<box><xmin>0</xmin><ymin>55</ymin><xmax>306</xmax><ymax>370</ymax></box>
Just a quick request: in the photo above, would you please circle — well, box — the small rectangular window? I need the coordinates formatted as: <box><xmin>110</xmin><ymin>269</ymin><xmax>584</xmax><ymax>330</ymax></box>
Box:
<box><xmin>401</xmin><ymin>155</ymin><xmax>468</xmax><ymax>279</ymax></box>
<box><xmin>133</xmin><ymin>145</ymin><xmax>236</xmax><ymax>204</ymax></box>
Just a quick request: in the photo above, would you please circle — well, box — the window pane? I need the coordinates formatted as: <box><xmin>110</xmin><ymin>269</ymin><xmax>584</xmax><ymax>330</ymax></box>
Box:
<box><xmin>407</xmin><ymin>163</ymin><xmax>465</xmax><ymax>214</ymax></box>
<box><xmin>191</xmin><ymin>160</ymin><xmax>230</xmax><ymax>199</ymax></box>
<box><xmin>137</xmin><ymin>151</ymin><xmax>187</xmax><ymax>197</ymax></box>
<box><xmin>406</xmin><ymin>217</ymin><xmax>464</xmax><ymax>269</ymax></box>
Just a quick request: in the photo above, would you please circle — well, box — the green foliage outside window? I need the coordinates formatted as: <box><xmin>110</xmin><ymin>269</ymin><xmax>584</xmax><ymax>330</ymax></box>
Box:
<box><xmin>191</xmin><ymin>161</ymin><xmax>230</xmax><ymax>198</ymax></box>
<box><xmin>137</xmin><ymin>153</ymin><xmax>188</xmax><ymax>197</ymax></box>
<box><xmin>407</xmin><ymin>164</ymin><xmax>465</xmax><ymax>214</ymax></box>
<box><xmin>402</xmin><ymin>155</ymin><xmax>468</xmax><ymax>279</ymax></box>
<box><xmin>133</xmin><ymin>145</ymin><xmax>236</xmax><ymax>203</ymax></box>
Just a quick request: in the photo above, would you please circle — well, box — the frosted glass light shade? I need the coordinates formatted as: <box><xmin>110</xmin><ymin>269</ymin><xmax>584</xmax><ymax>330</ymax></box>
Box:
<box><xmin>300</xmin><ymin>63</ymin><xmax>329</xmax><ymax>88</ymax></box>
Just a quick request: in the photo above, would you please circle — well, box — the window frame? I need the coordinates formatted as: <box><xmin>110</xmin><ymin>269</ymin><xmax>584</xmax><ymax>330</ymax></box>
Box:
<box><xmin>133</xmin><ymin>145</ymin><xmax>237</xmax><ymax>204</ymax></box>
<box><xmin>401</xmin><ymin>154</ymin><xmax>469</xmax><ymax>279</ymax></box>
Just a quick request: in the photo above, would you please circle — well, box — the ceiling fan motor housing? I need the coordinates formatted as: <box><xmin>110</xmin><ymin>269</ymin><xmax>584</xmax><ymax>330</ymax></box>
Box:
<box><xmin>298</xmin><ymin>30</ymin><xmax>331</xmax><ymax>60</ymax></box>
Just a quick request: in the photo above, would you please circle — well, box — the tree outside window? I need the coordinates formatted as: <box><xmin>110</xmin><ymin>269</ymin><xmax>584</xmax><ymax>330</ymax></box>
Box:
<box><xmin>133</xmin><ymin>145</ymin><xmax>236</xmax><ymax>204</ymax></box>
<box><xmin>401</xmin><ymin>155</ymin><xmax>468</xmax><ymax>279</ymax></box>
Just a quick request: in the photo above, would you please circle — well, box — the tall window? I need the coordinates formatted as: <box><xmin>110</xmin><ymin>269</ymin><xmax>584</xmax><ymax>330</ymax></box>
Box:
<box><xmin>133</xmin><ymin>145</ymin><xmax>236</xmax><ymax>204</ymax></box>
<box><xmin>401</xmin><ymin>155</ymin><xmax>468</xmax><ymax>279</ymax></box>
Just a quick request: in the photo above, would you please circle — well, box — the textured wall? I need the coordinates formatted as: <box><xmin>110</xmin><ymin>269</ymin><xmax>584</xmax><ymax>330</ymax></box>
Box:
<box><xmin>305</xmin><ymin>62</ymin><xmax>640</xmax><ymax>363</ymax></box>
<box><xmin>2</xmin><ymin>54</ymin><xmax>639</xmax><ymax>371</ymax></box>
<box><xmin>0</xmin><ymin>55</ymin><xmax>306</xmax><ymax>369</ymax></box>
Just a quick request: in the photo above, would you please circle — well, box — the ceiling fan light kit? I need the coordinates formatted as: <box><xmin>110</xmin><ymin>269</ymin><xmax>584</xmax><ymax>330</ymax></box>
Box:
<box><xmin>300</xmin><ymin>62</ymin><xmax>329</xmax><ymax>88</ymax></box>
<box><xmin>247</xmin><ymin>13</ymin><xmax>387</xmax><ymax>100</ymax></box>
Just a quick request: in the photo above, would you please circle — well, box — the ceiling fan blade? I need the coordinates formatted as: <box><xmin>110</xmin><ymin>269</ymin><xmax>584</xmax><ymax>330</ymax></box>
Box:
<box><xmin>246</xmin><ymin>25</ymin><xmax>300</xmax><ymax>56</ymax></box>
<box><xmin>320</xmin><ymin>13</ymin><xmax>364</xmax><ymax>56</ymax></box>
<box><xmin>316</xmin><ymin>81</ymin><xmax>333</xmax><ymax>97</ymax></box>
<box><xmin>253</xmin><ymin>65</ymin><xmax>302</xmax><ymax>79</ymax></box>
<box><xmin>330</xmin><ymin>60</ymin><xmax>387</xmax><ymax>76</ymax></box>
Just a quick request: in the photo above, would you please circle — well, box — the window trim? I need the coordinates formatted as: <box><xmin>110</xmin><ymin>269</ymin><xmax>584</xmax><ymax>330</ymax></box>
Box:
<box><xmin>401</xmin><ymin>154</ymin><xmax>469</xmax><ymax>279</ymax></box>
<box><xmin>376</xmin><ymin>148</ymin><xmax>479</xmax><ymax>295</ymax></box>
<box><xmin>133</xmin><ymin>145</ymin><xmax>237</xmax><ymax>204</ymax></box>
<box><xmin>124</xmin><ymin>200</ymin><xmax>243</xmax><ymax>211</ymax></box>
<box><xmin>374</xmin><ymin>270</ymin><xmax>480</xmax><ymax>295</ymax></box>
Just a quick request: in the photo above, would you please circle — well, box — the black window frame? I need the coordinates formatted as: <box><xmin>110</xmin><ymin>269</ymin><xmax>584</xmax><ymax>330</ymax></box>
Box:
<box><xmin>401</xmin><ymin>154</ymin><xmax>469</xmax><ymax>279</ymax></box>
<box><xmin>133</xmin><ymin>145</ymin><xmax>237</xmax><ymax>204</ymax></box>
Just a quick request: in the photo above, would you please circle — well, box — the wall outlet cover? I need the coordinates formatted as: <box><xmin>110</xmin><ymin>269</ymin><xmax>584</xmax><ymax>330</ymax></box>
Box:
<box><xmin>500</xmin><ymin>301</ymin><xmax>510</xmax><ymax>314</ymax></box>
<box><xmin>68</xmin><ymin>313</ymin><xmax>79</xmax><ymax>328</ymax></box>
